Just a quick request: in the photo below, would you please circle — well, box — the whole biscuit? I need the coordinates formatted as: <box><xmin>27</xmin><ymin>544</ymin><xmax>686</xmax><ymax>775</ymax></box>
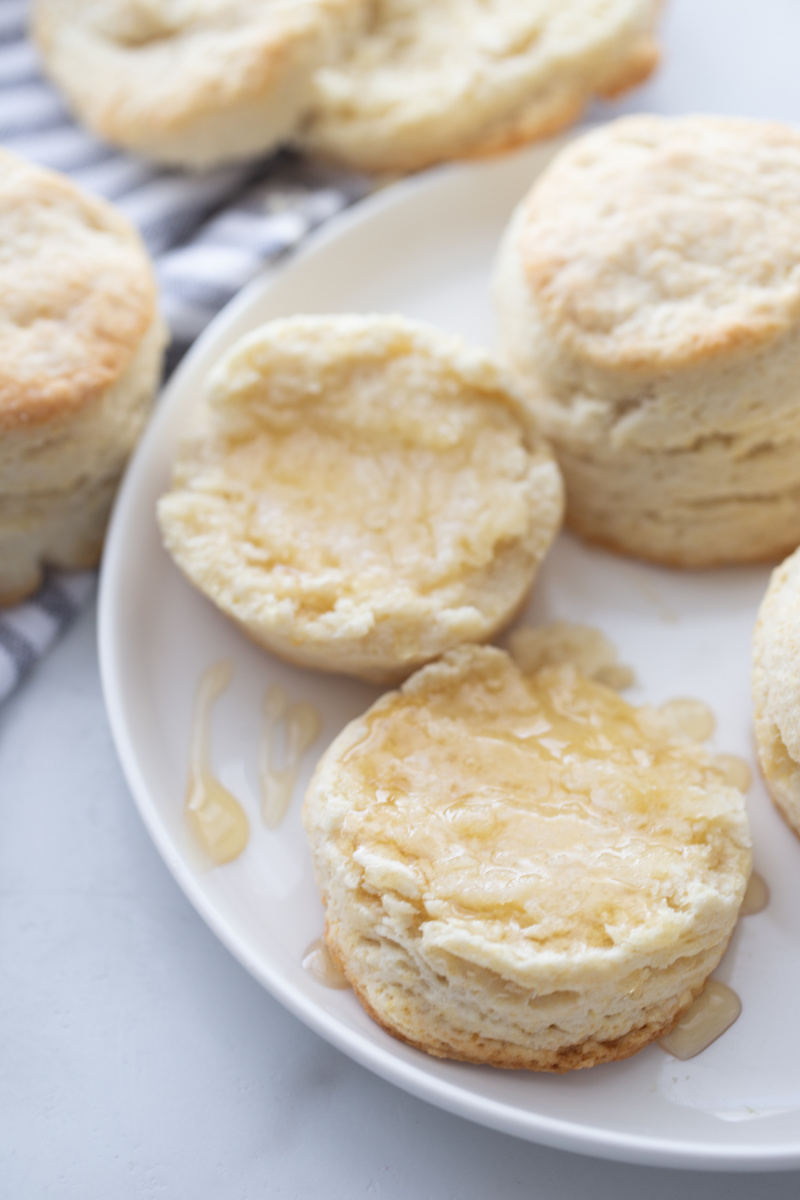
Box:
<box><xmin>753</xmin><ymin>546</ymin><xmax>800</xmax><ymax>837</ymax></box>
<box><xmin>303</xmin><ymin>643</ymin><xmax>751</xmax><ymax>1070</ymax></box>
<box><xmin>33</xmin><ymin>0</ymin><xmax>368</xmax><ymax>167</ymax></box>
<box><xmin>494</xmin><ymin>115</ymin><xmax>800</xmax><ymax>566</ymax></box>
<box><xmin>0</xmin><ymin>149</ymin><xmax>166</xmax><ymax>604</ymax></box>
<box><xmin>157</xmin><ymin>314</ymin><xmax>563</xmax><ymax>682</ymax></box>
<box><xmin>303</xmin><ymin>0</ymin><xmax>659</xmax><ymax>173</ymax></box>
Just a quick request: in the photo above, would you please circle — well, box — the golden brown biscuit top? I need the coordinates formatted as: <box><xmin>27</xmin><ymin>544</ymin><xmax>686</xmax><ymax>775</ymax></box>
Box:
<box><xmin>309</xmin><ymin>645</ymin><xmax>750</xmax><ymax>982</ymax></box>
<box><xmin>0</xmin><ymin>149</ymin><xmax>158</xmax><ymax>431</ymax></box>
<box><xmin>518</xmin><ymin>115</ymin><xmax>800</xmax><ymax>372</ymax></box>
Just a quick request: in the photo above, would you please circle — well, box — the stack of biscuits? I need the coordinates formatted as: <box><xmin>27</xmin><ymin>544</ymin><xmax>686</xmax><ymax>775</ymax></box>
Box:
<box><xmin>494</xmin><ymin>114</ymin><xmax>800</xmax><ymax>567</ymax></box>
<box><xmin>0</xmin><ymin>149</ymin><xmax>166</xmax><ymax>604</ymax></box>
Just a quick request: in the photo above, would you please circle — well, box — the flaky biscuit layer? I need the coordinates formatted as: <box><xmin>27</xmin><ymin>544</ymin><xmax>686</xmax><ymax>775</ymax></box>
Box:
<box><xmin>303</xmin><ymin>644</ymin><xmax>751</xmax><ymax>1070</ymax></box>
<box><xmin>494</xmin><ymin>115</ymin><xmax>800</xmax><ymax>566</ymax></box>
<box><xmin>0</xmin><ymin>150</ymin><xmax>166</xmax><ymax>603</ymax></box>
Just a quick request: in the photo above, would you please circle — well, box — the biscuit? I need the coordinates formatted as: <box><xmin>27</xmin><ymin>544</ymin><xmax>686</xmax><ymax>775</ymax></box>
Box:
<box><xmin>753</xmin><ymin>546</ymin><xmax>800</xmax><ymax>837</ymax></box>
<box><xmin>157</xmin><ymin>314</ymin><xmax>563</xmax><ymax>682</ymax></box>
<box><xmin>303</xmin><ymin>0</ymin><xmax>660</xmax><ymax>173</ymax></box>
<box><xmin>33</xmin><ymin>0</ymin><xmax>368</xmax><ymax>168</ymax></box>
<box><xmin>494</xmin><ymin>114</ymin><xmax>800</xmax><ymax>567</ymax></box>
<box><xmin>0</xmin><ymin>149</ymin><xmax>166</xmax><ymax>606</ymax></box>
<box><xmin>303</xmin><ymin>642</ymin><xmax>751</xmax><ymax>1071</ymax></box>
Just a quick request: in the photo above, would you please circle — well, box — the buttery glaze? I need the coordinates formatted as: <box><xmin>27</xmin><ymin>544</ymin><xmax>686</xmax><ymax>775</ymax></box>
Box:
<box><xmin>594</xmin><ymin>663</ymin><xmax>636</xmax><ymax>691</ymax></box>
<box><xmin>302</xmin><ymin>937</ymin><xmax>350</xmax><ymax>989</ymax></box>
<box><xmin>740</xmin><ymin>871</ymin><xmax>769</xmax><ymax>916</ymax></box>
<box><xmin>507</xmin><ymin>622</ymin><xmax>635</xmax><ymax>691</ymax></box>
<box><xmin>658</xmin><ymin>697</ymin><xmax>716</xmax><ymax>743</ymax></box>
<box><xmin>260</xmin><ymin>683</ymin><xmax>322</xmax><ymax>828</ymax></box>
<box><xmin>336</xmin><ymin>661</ymin><xmax>750</xmax><ymax>953</ymax></box>
<box><xmin>713</xmin><ymin>753</ymin><xmax>752</xmax><ymax>792</ymax></box>
<box><xmin>658</xmin><ymin>981</ymin><xmax>741</xmax><ymax>1060</ymax></box>
<box><xmin>185</xmin><ymin>661</ymin><xmax>249</xmax><ymax>864</ymax></box>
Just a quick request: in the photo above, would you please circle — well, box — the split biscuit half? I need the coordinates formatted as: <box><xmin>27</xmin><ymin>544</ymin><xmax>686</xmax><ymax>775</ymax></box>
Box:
<box><xmin>303</xmin><ymin>0</ymin><xmax>660</xmax><ymax>173</ymax></box>
<box><xmin>753</xmin><ymin>546</ymin><xmax>800</xmax><ymax>838</ymax></box>
<box><xmin>494</xmin><ymin>114</ymin><xmax>800</xmax><ymax>567</ymax></box>
<box><xmin>303</xmin><ymin>641</ymin><xmax>752</xmax><ymax>1070</ymax></box>
<box><xmin>0</xmin><ymin>149</ymin><xmax>166</xmax><ymax>605</ymax></box>
<box><xmin>157</xmin><ymin>314</ymin><xmax>563</xmax><ymax>682</ymax></box>
<box><xmin>33</xmin><ymin>0</ymin><xmax>368</xmax><ymax>167</ymax></box>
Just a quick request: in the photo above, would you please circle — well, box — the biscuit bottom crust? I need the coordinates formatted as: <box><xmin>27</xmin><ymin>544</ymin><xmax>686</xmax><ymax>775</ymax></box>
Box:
<box><xmin>325</xmin><ymin>926</ymin><xmax>717</xmax><ymax>1072</ymax></box>
<box><xmin>304</xmin><ymin>645</ymin><xmax>751</xmax><ymax>1070</ymax></box>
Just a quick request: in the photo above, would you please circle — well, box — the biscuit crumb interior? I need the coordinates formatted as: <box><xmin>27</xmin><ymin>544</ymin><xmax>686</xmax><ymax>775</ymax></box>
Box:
<box><xmin>158</xmin><ymin>318</ymin><xmax>562</xmax><ymax>678</ymax></box>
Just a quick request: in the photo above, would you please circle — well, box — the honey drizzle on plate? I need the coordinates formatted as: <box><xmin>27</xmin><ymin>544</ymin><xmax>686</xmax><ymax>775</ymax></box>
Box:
<box><xmin>713</xmin><ymin>754</ymin><xmax>752</xmax><ymax>792</ymax></box>
<box><xmin>740</xmin><ymin>871</ymin><xmax>769</xmax><ymax>916</ymax></box>
<box><xmin>260</xmin><ymin>683</ymin><xmax>322</xmax><ymax>829</ymax></box>
<box><xmin>658</xmin><ymin>698</ymin><xmax>716</xmax><ymax>742</ymax></box>
<box><xmin>658</xmin><ymin>981</ymin><xmax>742</xmax><ymax>1060</ymax></box>
<box><xmin>185</xmin><ymin>661</ymin><xmax>249</xmax><ymax>864</ymax></box>
<box><xmin>302</xmin><ymin>938</ymin><xmax>350</xmax><ymax>989</ymax></box>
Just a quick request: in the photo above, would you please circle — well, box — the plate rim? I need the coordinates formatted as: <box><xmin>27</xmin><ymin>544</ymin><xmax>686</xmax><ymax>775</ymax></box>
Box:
<box><xmin>98</xmin><ymin>142</ymin><xmax>800</xmax><ymax>1173</ymax></box>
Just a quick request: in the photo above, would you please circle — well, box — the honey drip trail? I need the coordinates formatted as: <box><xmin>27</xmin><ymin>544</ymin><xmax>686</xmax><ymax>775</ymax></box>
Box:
<box><xmin>302</xmin><ymin>938</ymin><xmax>350</xmax><ymax>990</ymax></box>
<box><xmin>740</xmin><ymin>871</ymin><xmax>769</xmax><ymax>916</ymax></box>
<box><xmin>261</xmin><ymin>684</ymin><xmax>322</xmax><ymax>829</ymax></box>
<box><xmin>659</xmin><ymin>981</ymin><xmax>741</xmax><ymax>1060</ymax></box>
<box><xmin>714</xmin><ymin>754</ymin><xmax>752</xmax><ymax>792</ymax></box>
<box><xmin>185</xmin><ymin>661</ymin><xmax>249</xmax><ymax>865</ymax></box>
<box><xmin>658</xmin><ymin>698</ymin><xmax>716</xmax><ymax>743</ymax></box>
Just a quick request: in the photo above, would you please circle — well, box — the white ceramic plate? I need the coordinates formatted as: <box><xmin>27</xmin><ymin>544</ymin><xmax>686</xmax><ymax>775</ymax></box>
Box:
<box><xmin>98</xmin><ymin>139</ymin><xmax>800</xmax><ymax>1171</ymax></box>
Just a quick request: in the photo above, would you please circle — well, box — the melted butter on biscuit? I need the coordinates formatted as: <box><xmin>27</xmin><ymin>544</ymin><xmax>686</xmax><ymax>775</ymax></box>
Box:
<box><xmin>158</xmin><ymin>317</ymin><xmax>564</xmax><ymax>683</ymax></box>
<box><xmin>338</xmin><ymin>655</ymin><xmax>749</xmax><ymax>963</ymax></box>
<box><xmin>178</xmin><ymin>342</ymin><xmax>540</xmax><ymax>617</ymax></box>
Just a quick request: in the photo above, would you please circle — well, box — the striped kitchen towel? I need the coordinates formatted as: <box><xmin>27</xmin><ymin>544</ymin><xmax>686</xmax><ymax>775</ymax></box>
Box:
<box><xmin>0</xmin><ymin>0</ymin><xmax>370</xmax><ymax>703</ymax></box>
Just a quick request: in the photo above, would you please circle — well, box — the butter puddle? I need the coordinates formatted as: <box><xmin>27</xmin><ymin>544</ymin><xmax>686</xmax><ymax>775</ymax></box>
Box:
<box><xmin>659</xmin><ymin>982</ymin><xmax>741</xmax><ymax>1061</ymax></box>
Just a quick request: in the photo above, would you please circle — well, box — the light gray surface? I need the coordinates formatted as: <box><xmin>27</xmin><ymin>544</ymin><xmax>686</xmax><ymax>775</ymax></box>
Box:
<box><xmin>5</xmin><ymin>0</ymin><xmax>800</xmax><ymax>1194</ymax></box>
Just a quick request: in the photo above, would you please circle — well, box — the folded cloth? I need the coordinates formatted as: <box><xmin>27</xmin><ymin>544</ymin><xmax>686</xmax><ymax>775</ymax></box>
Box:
<box><xmin>0</xmin><ymin>0</ymin><xmax>370</xmax><ymax>703</ymax></box>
